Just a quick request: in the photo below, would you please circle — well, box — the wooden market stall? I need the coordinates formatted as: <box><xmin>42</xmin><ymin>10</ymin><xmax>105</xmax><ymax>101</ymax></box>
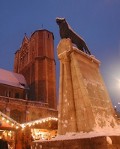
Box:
<box><xmin>0</xmin><ymin>111</ymin><xmax>21</xmax><ymax>149</ymax></box>
<box><xmin>21</xmin><ymin>117</ymin><xmax>58</xmax><ymax>144</ymax></box>
<box><xmin>0</xmin><ymin>113</ymin><xmax>58</xmax><ymax>149</ymax></box>
<box><xmin>14</xmin><ymin>117</ymin><xmax>58</xmax><ymax>149</ymax></box>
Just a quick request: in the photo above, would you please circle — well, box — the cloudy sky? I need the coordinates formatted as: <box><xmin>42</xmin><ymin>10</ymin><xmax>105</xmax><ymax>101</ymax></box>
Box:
<box><xmin>0</xmin><ymin>0</ymin><xmax>120</xmax><ymax>107</ymax></box>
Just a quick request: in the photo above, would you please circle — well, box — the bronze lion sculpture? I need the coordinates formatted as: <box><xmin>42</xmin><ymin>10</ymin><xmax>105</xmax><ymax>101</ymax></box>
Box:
<box><xmin>56</xmin><ymin>17</ymin><xmax>91</xmax><ymax>55</ymax></box>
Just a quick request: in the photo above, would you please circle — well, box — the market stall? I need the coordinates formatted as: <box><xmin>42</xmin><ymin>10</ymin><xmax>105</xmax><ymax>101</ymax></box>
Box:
<box><xmin>21</xmin><ymin>117</ymin><xmax>58</xmax><ymax>141</ymax></box>
<box><xmin>0</xmin><ymin>111</ymin><xmax>21</xmax><ymax>149</ymax></box>
<box><xmin>0</xmin><ymin>113</ymin><xmax>58</xmax><ymax>149</ymax></box>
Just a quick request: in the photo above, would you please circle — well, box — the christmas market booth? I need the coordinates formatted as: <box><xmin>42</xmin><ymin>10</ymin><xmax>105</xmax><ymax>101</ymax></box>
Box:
<box><xmin>21</xmin><ymin>117</ymin><xmax>58</xmax><ymax>140</ymax></box>
<box><xmin>0</xmin><ymin>113</ymin><xmax>58</xmax><ymax>149</ymax></box>
<box><xmin>18</xmin><ymin>117</ymin><xmax>58</xmax><ymax>149</ymax></box>
<box><xmin>0</xmin><ymin>111</ymin><xmax>21</xmax><ymax>149</ymax></box>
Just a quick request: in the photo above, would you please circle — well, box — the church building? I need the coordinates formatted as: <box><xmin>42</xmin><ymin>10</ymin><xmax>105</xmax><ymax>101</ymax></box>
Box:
<box><xmin>0</xmin><ymin>29</ymin><xmax>57</xmax><ymax>123</ymax></box>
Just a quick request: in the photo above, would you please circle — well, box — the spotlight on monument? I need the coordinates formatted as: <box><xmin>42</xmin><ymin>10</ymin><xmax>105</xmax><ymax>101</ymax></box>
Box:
<box><xmin>118</xmin><ymin>79</ymin><xmax>120</xmax><ymax>88</ymax></box>
<box><xmin>114</xmin><ymin>78</ymin><xmax>120</xmax><ymax>88</ymax></box>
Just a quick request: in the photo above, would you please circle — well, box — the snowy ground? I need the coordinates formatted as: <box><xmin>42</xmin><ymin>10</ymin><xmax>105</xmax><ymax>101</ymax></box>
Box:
<box><xmin>33</xmin><ymin>125</ymin><xmax>120</xmax><ymax>144</ymax></box>
<box><xmin>53</xmin><ymin>126</ymin><xmax>120</xmax><ymax>141</ymax></box>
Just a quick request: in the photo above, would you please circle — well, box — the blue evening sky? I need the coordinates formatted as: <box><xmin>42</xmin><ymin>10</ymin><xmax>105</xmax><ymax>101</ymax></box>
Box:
<box><xmin>0</xmin><ymin>0</ymin><xmax>120</xmax><ymax>107</ymax></box>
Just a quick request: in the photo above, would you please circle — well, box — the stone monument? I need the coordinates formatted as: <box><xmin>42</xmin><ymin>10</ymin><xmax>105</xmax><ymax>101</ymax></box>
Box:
<box><xmin>31</xmin><ymin>19</ymin><xmax>120</xmax><ymax>149</ymax></box>
<box><xmin>57</xmin><ymin>38</ymin><xmax>117</xmax><ymax>135</ymax></box>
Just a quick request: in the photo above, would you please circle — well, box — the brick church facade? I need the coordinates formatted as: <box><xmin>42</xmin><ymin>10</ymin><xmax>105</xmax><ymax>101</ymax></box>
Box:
<box><xmin>0</xmin><ymin>29</ymin><xmax>57</xmax><ymax>123</ymax></box>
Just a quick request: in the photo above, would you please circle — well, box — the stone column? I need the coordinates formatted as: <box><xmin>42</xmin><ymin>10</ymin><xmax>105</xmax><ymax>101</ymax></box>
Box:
<box><xmin>57</xmin><ymin>39</ymin><xmax>77</xmax><ymax>135</ymax></box>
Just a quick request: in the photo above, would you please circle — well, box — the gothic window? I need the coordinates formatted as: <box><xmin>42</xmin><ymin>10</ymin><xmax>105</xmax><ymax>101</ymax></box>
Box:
<box><xmin>25</xmin><ymin>52</ymin><xmax>28</xmax><ymax>63</ymax></box>
<box><xmin>5</xmin><ymin>90</ymin><xmax>11</xmax><ymax>97</ymax></box>
<box><xmin>15</xmin><ymin>93</ymin><xmax>19</xmax><ymax>98</ymax></box>
<box><xmin>5</xmin><ymin>91</ymin><xmax>7</xmax><ymax>97</ymax></box>
<box><xmin>19</xmin><ymin>46</ymin><xmax>29</xmax><ymax>69</ymax></box>
<box><xmin>39</xmin><ymin>80</ymin><xmax>46</xmax><ymax>102</ymax></box>
<box><xmin>48</xmin><ymin>34</ymin><xmax>49</xmax><ymax>38</ymax></box>
<box><xmin>20</xmin><ymin>56</ymin><xmax>23</xmax><ymax>69</ymax></box>
<box><xmin>9</xmin><ymin>91</ymin><xmax>11</xmax><ymax>97</ymax></box>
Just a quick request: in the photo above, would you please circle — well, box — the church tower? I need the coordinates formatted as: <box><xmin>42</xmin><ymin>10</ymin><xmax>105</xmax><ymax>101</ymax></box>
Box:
<box><xmin>14</xmin><ymin>30</ymin><xmax>56</xmax><ymax>109</ymax></box>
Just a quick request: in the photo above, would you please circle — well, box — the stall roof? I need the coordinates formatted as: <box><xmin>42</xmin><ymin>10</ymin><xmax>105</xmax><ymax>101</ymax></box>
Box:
<box><xmin>0</xmin><ymin>68</ymin><xmax>28</xmax><ymax>89</ymax></box>
<box><xmin>21</xmin><ymin>117</ymin><xmax>58</xmax><ymax>129</ymax></box>
<box><xmin>0</xmin><ymin>111</ymin><xmax>21</xmax><ymax>130</ymax></box>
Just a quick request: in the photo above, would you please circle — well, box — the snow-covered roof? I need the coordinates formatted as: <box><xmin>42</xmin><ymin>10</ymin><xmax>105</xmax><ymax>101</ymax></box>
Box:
<box><xmin>0</xmin><ymin>68</ymin><xmax>28</xmax><ymax>89</ymax></box>
<box><xmin>21</xmin><ymin>117</ymin><xmax>58</xmax><ymax>128</ymax></box>
<box><xmin>0</xmin><ymin>111</ymin><xmax>21</xmax><ymax>129</ymax></box>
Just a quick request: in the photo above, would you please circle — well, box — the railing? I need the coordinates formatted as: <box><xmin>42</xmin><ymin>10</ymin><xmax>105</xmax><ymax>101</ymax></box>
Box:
<box><xmin>0</xmin><ymin>96</ymin><xmax>48</xmax><ymax>108</ymax></box>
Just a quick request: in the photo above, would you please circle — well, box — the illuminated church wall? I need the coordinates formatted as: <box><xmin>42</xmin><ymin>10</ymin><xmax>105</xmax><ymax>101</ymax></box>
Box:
<box><xmin>14</xmin><ymin>30</ymin><xmax>57</xmax><ymax>109</ymax></box>
<box><xmin>0</xmin><ymin>30</ymin><xmax>57</xmax><ymax>123</ymax></box>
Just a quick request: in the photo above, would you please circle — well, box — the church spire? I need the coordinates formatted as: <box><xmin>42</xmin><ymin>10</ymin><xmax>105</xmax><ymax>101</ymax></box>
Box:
<box><xmin>22</xmin><ymin>33</ymin><xmax>29</xmax><ymax>46</ymax></box>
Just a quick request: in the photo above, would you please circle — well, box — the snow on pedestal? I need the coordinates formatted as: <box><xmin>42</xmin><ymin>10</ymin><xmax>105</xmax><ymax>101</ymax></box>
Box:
<box><xmin>57</xmin><ymin>38</ymin><xmax>118</xmax><ymax>136</ymax></box>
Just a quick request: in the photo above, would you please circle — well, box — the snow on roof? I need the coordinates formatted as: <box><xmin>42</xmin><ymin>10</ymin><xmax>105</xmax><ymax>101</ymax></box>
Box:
<box><xmin>0</xmin><ymin>68</ymin><xmax>28</xmax><ymax>89</ymax></box>
<box><xmin>21</xmin><ymin>117</ymin><xmax>58</xmax><ymax>128</ymax></box>
<box><xmin>0</xmin><ymin>111</ymin><xmax>21</xmax><ymax>128</ymax></box>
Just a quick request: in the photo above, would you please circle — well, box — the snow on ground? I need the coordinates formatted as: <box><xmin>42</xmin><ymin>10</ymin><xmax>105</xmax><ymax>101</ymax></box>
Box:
<box><xmin>53</xmin><ymin>126</ymin><xmax>120</xmax><ymax>141</ymax></box>
<box><xmin>34</xmin><ymin>125</ymin><xmax>120</xmax><ymax>143</ymax></box>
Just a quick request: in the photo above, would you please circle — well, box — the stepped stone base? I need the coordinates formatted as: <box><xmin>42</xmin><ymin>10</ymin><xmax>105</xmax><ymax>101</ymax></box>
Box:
<box><xmin>32</xmin><ymin>136</ymin><xmax>120</xmax><ymax>149</ymax></box>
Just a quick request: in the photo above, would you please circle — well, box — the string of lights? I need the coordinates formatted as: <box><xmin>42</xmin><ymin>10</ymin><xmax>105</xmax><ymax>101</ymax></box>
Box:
<box><xmin>0</xmin><ymin>111</ymin><xmax>21</xmax><ymax>129</ymax></box>
<box><xmin>21</xmin><ymin>117</ymin><xmax>58</xmax><ymax>129</ymax></box>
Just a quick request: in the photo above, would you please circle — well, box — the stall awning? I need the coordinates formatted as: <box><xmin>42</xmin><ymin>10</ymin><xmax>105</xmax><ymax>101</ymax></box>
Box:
<box><xmin>21</xmin><ymin>117</ymin><xmax>58</xmax><ymax>129</ymax></box>
<box><xmin>0</xmin><ymin>111</ymin><xmax>21</xmax><ymax>130</ymax></box>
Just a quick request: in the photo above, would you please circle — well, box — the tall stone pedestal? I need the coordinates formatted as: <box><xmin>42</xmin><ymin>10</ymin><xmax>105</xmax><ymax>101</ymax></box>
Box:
<box><xmin>57</xmin><ymin>39</ymin><xmax>117</xmax><ymax>135</ymax></box>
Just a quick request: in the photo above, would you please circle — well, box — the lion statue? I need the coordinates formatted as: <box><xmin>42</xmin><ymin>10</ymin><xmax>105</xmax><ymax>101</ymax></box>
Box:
<box><xmin>56</xmin><ymin>17</ymin><xmax>91</xmax><ymax>55</ymax></box>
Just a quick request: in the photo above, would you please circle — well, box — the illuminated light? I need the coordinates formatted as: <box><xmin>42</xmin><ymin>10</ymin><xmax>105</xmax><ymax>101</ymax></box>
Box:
<box><xmin>115</xmin><ymin>78</ymin><xmax>120</xmax><ymax>88</ymax></box>
<box><xmin>20</xmin><ymin>117</ymin><xmax>58</xmax><ymax>128</ymax></box>
<box><xmin>21</xmin><ymin>124</ymin><xmax>25</xmax><ymax>128</ymax></box>
<box><xmin>118</xmin><ymin>79</ymin><xmax>120</xmax><ymax>88</ymax></box>
<box><xmin>6</xmin><ymin>120</ymin><xmax>9</xmax><ymax>123</ymax></box>
<box><xmin>2</xmin><ymin>117</ymin><xmax>5</xmax><ymax>120</ymax></box>
<box><xmin>11</xmin><ymin>123</ymin><xmax>14</xmax><ymax>126</ymax></box>
<box><xmin>16</xmin><ymin>126</ymin><xmax>19</xmax><ymax>129</ymax></box>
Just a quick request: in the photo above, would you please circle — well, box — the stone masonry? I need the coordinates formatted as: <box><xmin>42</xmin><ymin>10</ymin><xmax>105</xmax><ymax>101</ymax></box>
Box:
<box><xmin>57</xmin><ymin>39</ymin><xmax>117</xmax><ymax>135</ymax></box>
